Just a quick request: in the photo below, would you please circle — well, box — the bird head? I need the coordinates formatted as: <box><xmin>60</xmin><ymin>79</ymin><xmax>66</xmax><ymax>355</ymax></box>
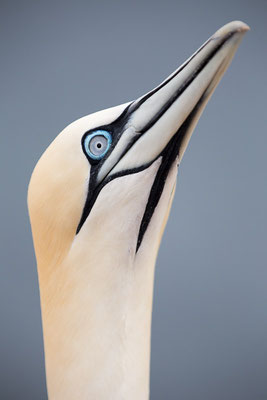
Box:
<box><xmin>28</xmin><ymin>21</ymin><xmax>249</xmax><ymax>274</ymax></box>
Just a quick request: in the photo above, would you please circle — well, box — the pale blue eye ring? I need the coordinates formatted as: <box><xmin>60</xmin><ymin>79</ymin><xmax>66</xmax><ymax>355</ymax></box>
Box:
<box><xmin>84</xmin><ymin>130</ymin><xmax>112</xmax><ymax>160</ymax></box>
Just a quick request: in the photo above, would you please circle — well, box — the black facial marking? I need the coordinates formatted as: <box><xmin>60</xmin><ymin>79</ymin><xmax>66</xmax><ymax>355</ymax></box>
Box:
<box><xmin>135</xmin><ymin>55</ymin><xmax>226</xmax><ymax>251</ymax></box>
<box><xmin>81</xmin><ymin>103</ymin><xmax>133</xmax><ymax>167</ymax></box>
<box><xmin>77</xmin><ymin>103</ymin><xmax>133</xmax><ymax>233</ymax></box>
<box><xmin>135</xmin><ymin>91</ymin><xmax>207</xmax><ymax>252</ymax></box>
<box><xmin>76</xmin><ymin>31</ymin><xmax>235</xmax><ymax>238</ymax></box>
<box><xmin>77</xmin><ymin>87</ymin><xmax>206</xmax><ymax>242</ymax></box>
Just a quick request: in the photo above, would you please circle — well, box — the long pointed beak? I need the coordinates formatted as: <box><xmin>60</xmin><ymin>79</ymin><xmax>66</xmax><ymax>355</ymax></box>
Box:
<box><xmin>77</xmin><ymin>21</ymin><xmax>249</xmax><ymax>236</ymax></box>
<box><xmin>104</xmin><ymin>20</ymin><xmax>249</xmax><ymax>178</ymax></box>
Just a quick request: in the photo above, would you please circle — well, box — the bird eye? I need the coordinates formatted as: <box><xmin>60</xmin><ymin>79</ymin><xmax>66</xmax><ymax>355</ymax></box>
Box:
<box><xmin>83</xmin><ymin>130</ymin><xmax>112</xmax><ymax>160</ymax></box>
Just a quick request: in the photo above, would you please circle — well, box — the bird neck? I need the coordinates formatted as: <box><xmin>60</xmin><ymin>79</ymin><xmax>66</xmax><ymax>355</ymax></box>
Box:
<box><xmin>36</xmin><ymin>163</ymin><xmax>177</xmax><ymax>400</ymax></box>
<box><xmin>39</xmin><ymin>243</ymin><xmax>157</xmax><ymax>400</ymax></box>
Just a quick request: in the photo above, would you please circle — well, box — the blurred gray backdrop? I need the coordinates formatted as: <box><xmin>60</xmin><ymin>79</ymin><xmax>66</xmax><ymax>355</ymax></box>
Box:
<box><xmin>0</xmin><ymin>0</ymin><xmax>266</xmax><ymax>399</ymax></box>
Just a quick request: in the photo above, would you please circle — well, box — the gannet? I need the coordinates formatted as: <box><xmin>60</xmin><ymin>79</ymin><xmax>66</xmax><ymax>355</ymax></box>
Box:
<box><xmin>28</xmin><ymin>21</ymin><xmax>249</xmax><ymax>400</ymax></box>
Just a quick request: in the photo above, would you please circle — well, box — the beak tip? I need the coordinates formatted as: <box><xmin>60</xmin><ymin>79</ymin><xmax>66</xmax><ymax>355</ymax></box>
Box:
<box><xmin>212</xmin><ymin>20</ymin><xmax>250</xmax><ymax>40</ymax></box>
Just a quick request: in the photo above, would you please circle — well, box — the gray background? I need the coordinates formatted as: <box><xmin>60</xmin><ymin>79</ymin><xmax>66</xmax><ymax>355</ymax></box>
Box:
<box><xmin>0</xmin><ymin>0</ymin><xmax>266</xmax><ymax>399</ymax></box>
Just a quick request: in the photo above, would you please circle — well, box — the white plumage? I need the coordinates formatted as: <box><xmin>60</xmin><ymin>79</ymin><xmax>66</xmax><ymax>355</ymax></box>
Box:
<box><xmin>28</xmin><ymin>21</ymin><xmax>248</xmax><ymax>400</ymax></box>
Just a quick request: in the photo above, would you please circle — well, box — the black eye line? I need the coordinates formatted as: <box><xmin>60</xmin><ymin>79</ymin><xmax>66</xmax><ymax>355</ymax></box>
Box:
<box><xmin>77</xmin><ymin>103</ymin><xmax>135</xmax><ymax>233</ymax></box>
<box><xmin>81</xmin><ymin>102</ymin><xmax>133</xmax><ymax>166</ymax></box>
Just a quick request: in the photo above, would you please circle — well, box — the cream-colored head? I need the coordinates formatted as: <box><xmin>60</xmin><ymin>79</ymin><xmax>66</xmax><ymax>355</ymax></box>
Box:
<box><xmin>28</xmin><ymin>21</ymin><xmax>248</xmax><ymax>400</ymax></box>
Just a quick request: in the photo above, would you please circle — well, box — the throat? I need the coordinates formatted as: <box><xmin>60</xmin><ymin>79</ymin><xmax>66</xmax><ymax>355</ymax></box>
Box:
<box><xmin>40</xmin><ymin>252</ymin><xmax>155</xmax><ymax>400</ymax></box>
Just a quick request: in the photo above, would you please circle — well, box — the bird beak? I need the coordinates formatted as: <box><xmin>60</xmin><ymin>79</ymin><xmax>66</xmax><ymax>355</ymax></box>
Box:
<box><xmin>101</xmin><ymin>21</ymin><xmax>249</xmax><ymax>180</ymax></box>
<box><xmin>77</xmin><ymin>21</ymin><xmax>249</xmax><ymax>236</ymax></box>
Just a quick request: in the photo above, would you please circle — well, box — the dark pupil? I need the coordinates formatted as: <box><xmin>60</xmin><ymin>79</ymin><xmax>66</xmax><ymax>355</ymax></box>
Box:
<box><xmin>97</xmin><ymin>142</ymin><xmax>102</xmax><ymax>149</ymax></box>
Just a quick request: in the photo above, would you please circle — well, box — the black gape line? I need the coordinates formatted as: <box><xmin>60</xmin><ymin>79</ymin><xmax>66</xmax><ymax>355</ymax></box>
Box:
<box><xmin>76</xmin><ymin>30</ymin><xmax>235</xmax><ymax>249</ymax></box>
<box><xmin>135</xmin><ymin>89</ymin><xmax>208</xmax><ymax>252</ymax></box>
